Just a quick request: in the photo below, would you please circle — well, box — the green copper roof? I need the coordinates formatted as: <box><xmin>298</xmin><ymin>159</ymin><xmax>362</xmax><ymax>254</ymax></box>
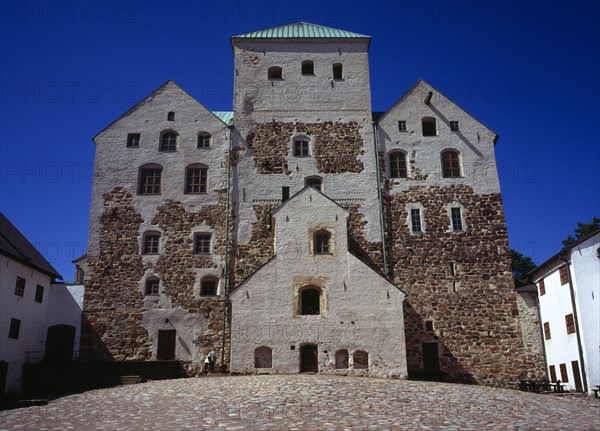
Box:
<box><xmin>212</xmin><ymin>111</ymin><xmax>233</xmax><ymax>126</ymax></box>
<box><xmin>232</xmin><ymin>22</ymin><xmax>370</xmax><ymax>39</ymax></box>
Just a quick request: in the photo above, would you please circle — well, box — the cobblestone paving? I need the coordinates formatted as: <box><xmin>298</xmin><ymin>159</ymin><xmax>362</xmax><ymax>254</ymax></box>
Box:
<box><xmin>1</xmin><ymin>375</ymin><xmax>599</xmax><ymax>430</ymax></box>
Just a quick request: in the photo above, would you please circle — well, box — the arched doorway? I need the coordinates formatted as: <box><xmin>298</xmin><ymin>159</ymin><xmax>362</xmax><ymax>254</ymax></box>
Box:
<box><xmin>300</xmin><ymin>344</ymin><xmax>318</xmax><ymax>373</ymax></box>
<box><xmin>44</xmin><ymin>324</ymin><xmax>76</xmax><ymax>362</ymax></box>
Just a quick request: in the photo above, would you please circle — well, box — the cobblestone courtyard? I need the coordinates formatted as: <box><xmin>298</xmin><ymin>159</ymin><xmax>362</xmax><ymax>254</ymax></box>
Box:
<box><xmin>1</xmin><ymin>375</ymin><xmax>599</xmax><ymax>430</ymax></box>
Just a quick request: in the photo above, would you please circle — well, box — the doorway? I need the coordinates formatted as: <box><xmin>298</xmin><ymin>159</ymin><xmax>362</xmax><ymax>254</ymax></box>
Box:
<box><xmin>300</xmin><ymin>344</ymin><xmax>318</xmax><ymax>373</ymax></box>
<box><xmin>571</xmin><ymin>360</ymin><xmax>583</xmax><ymax>392</ymax></box>
<box><xmin>45</xmin><ymin>324</ymin><xmax>76</xmax><ymax>362</ymax></box>
<box><xmin>157</xmin><ymin>330</ymin><xmax>176</xmax><ymax>360</ymax></box>
<box><xmin>422</xmin><ymin>342</ymin><xmax>440</xmax><ymax>374</ymax></box>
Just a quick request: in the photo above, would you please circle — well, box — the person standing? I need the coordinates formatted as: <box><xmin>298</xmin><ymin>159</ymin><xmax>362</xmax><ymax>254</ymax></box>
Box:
<box><xmin>208</xmin><ymin>349</ymin><xmax>217</xmax><ymax>372</ymax></box>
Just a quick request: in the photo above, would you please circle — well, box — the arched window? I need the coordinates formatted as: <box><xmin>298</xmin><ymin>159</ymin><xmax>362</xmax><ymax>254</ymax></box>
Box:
<box><xmin>335</xmin><ymin>350</ymin><xmax>349</xmax><ymax>369</ymax></box>
<box><xmin>333</xmin><ymin>63</ymin><xmax>343</xmax><ymax>80</ymax></box>
<box><xmin>305</xmin><ymin>176</ymin><xmax>322</xmax><ymax>193</ymax></box>
<box><xmin>254</xmin><ymin>346</ymin><xmax>272</xmax><ymax>368</ymax></box>
<box><xmin>441</xmin><ymin>150</ymin><xmax>462</xmax><ymax>178</ymax></box>
<box><xmin>389</xmin><ymin>151</ymin><xmax>408</xmax><ymax>178</ymax></box>
<box><xmin>160</xmin><ymin>130</ymin><xmax>178</xmax><ymax>151</ymax></box>
<box><xmin>422</xmin><ymin>117</ymin><xmax>437</xmax><ymax>136</ymax></box>
<box><xmin>197</xmin><ymin>132</ymin><xmax>211</xmax><ymax>148</ymax></box>
<box><xmin>268</xmin><ymin>66</ymin><xmax>282</xmax><ymax>80</ymax></box>
<box><xmin>300</xmin><ymin>287</ymin><xmax>321</xmax><ymax>315</ymax></box>
<box><xmin>145</xmin><ymin>277</ymin><xmax>159</xmax><ymax>296</ymax></box>
<box><xmin>314</xmin><ymin>230</ymin><xmax>331</xmax><ymax>255</ymax></box>
<box><xmin>167</xmin><ymin>111</ymin><xmax>175</xmax><ymax>121</ymax></box>
<box><xmin>302</xmin><ymin>60</ymin><xmax>314</xmax><ymax>75</ymax></box>
<box><xmin>293</xmin><ymin>136</ymin><xmax>310</xmax><ymax>156</ymax></box>
<box><xmin>353</xmin><ymin>350</ymin><xmax>368</xmax><ymax>369</ymax></box>
<box><xmin>142</xmin><ymin>231</ymin><xmax>161</xmax><ymax>254</ymax></box>
<box><xmin>185</xmin><ymin>164</ymin><xmax>208</xmax><ymax>194</ymax></box>
<box><xmin>138</xmin><ymin>164</ymin><xmax>163</xmax><ymax>195</ymax></box>
<box><xmin>200</xmin><ymin>276</ymin><xmax>218</xmax><ymax>296</ymax></box>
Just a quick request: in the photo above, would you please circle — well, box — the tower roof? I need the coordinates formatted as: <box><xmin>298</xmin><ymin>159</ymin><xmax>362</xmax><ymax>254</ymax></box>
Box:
<box><xmin>232</xmin><ymin>22</ymin><xmax>370</xmax><ymax>40</ymax></box>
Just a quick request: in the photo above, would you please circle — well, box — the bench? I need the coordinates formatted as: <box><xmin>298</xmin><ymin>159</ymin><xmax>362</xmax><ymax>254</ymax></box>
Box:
<box><xmin>550</xmin><ymin>381</ymin><xmax>566</xmax><ymax>393</ymax></box>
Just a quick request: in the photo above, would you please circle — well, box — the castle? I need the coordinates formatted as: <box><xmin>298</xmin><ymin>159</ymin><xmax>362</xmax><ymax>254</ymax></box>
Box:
<box><xmin>79</xmin><ymin>22</ymin><xmax>543</xmax><ymax>385</ymax></box>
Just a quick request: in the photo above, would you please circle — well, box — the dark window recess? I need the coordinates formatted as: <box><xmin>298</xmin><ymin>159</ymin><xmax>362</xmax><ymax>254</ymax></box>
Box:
<box><xmin>138</xmin><ymin>167</ymin><xmax>162</xmax><ymax>195</ymax></box>
<box><xmin>450</xmin><ymin>121</ymin><xmax>459</xmax><ymax>131</ymax></box>
<box><xmin>145</xmin><ymin>278</ymin><xmax>159</xmax><ymax>296</ymax></box>
<box><xmin>543</xmin><ymin>322</ymin><xmax>551</xmax><ymax>340</ymax></box>
<box><xmin>451</xmin><ymin>207</ymin><xmax>463</xmax><ymax>231</ymax></box>
<box><xmin>200</xmin><ymin>279</ymin><xmax>217</xmax><ymax>296</ymax></box>
<box><xmin>425</xmin><ymin>321</ymin><xmax>434</xmax><ymax>331</ymax></box>
<box><xmin>398</xmin><ymin>121</ymin><xmax>407</xmax><ymax>132</ymax></box>
<box><xmin>197</xmin><ymin>133</ymin><xmax>211</xmax><ymax>148</ymax></box>
<box><xmin>195</xmin><ymin>234</ymin><xmax>211</xmax><ymax>255</ymax></box>
<box><xmin>332</xmin><ymin>63</ymin><xmax>343</xmax><ymax>80</ymax></box>
<box><xmin>294</xmin><ymin>140</ymin><xmax>310</xmax><ymax>156</ymax></box>
<box><xmin>143</xmin><ymin>233</ymin><xmax>160</xmax><ymax>254</ymax></box>
<box><xmin>422</xmin><ymin>117</ymin><xmax>437</xmax><ymax>136</ymax></box>
<box><xmin>35</xmin><ymin>284</ymin><xmax>44</xmax><ymax>303</ymax></box>
<box><xmin>549</xmin><ymin>365</ymin><xmax>557</xmax><ymax>382</ymax></box>
<box><xmin>411</xmin><ymin>209</ymin><xmax>422</xmax><ymax>233</ymax></box>
<box><xmin>167</xmin><ymin>111</ymin><xmax>175</xmax><ymax>121</ymax></box>
<box><xmin>305</xmin><ymin>177</ymin><xmax>322</xmax><ymax>192</ymax></box>
<box><xmin>8</xmin><ymin>318</ymin><xmax>21</xmax><ymax>339</ymax></box>
<box><xmin>559</xmin><ymin>266</ymin><xmax>568</xmax><ymax>285</ymax></box>
<box><xmin>539</xmin><ymin>279</ymin><xmax>546</xmax><ymax>295</ymax></box>
<box><xmin>185</xmin><ymin>166</ymin><xmax>208</xmax><ymax>194</ymax></box>
<box><xmin>301</xmin><ymin>288</ymin><xmax>320</xmax><ymax>315</ymax></box>
<box><xmin>160</xmin><ymin>132</ymin><xmax>177</xmax><ymax>151</ymax></box>
<box><xmin>282</xmin><ymin>186</ymin><xmax>290</xmax><ymax>202</ymax></box>
<box><xmin>14</xmin><ymin>277</ymin><xmax>25</xmax><ymax>297</ymax></box>
<box><xmin>127</xmin><ymin>133</ymin><xmax>140</xmax><ymax>147</ymax></box>
<box><xmin>301</xmin><ymin>61</ymin><xmax>314</xmax><ymax>75</ymax></box>
<box><xmin>315</xmin><ymin>231</ymin><xmax>331</xmax><ymax>254</ymax></box>
<box><xmin>441</xmin><ymin>150</ymin><xmax>461</xmax><ymax>178</ymax></box>
<box><xmin>559</xmin><ymin>363</ymin><xmax>569</xmax><ymax>382</ymax></box>
<box><xmin>565</xmin><ymin>314</ymin><xmax>575</xmax><ymax>334</ymax></box>
<box><xmin>389</xmin><ymin>152</ymin><xmax>407</xmax><ymax>178</ymax></box>
<box><xmin>268</xmin><ymin>66</ymin><xmax>282</xmax><ymax>80</ymax></box>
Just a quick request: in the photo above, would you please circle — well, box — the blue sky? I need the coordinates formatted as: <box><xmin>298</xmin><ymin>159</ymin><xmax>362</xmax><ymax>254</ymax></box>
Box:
<box><xmin>1</xmin><ymin>0</ymin><xmax>598</xmax><ymax>280</ymax></box>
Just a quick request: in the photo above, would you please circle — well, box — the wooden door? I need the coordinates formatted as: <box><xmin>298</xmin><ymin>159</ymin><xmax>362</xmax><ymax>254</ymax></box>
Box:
<box><xmin>422</xmin><ymin>343</ymin><xmax>440</xmax><ymax>374</ymax></box>
<box><xmin>45</xmin><ymin>325</ymin><xmax>75</xmax><ymax>362</ymax></box>
<box><xmin>300</xmin><ymin>344</ymin><xmax>318</xmax><ymax>373</ymax></box>
<box><xmin>157</xmin><ymin>330</ymin><xmax>176</xmax><ymax>360</ymax></box>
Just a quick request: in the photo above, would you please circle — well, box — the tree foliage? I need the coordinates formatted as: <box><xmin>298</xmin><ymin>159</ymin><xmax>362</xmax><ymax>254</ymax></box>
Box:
<box><xmin>510</xmin><ymin>248</ymin><xmax>537</xmax><ymax>288</ymax></box>
<box><xmin>562</xmin><ymin>217</ymin><xmax>600</xmax><ymax>248</ymax></box>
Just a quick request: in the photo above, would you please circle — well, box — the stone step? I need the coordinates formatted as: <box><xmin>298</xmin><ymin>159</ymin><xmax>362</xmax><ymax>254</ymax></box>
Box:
<box><xmin>120</xmin><ymin>375</ymin><xmax>143</xmax><ymax>385</ymax></box>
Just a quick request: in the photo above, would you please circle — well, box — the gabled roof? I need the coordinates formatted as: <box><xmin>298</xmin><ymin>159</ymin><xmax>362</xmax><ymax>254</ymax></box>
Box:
<box><xmin>212</xmin><ymin>111</ymin><xmax>234</xmax><ymax>126</ymax></box>
<box><xmin>271</xmin><ymin>186</ymin><xmax>349</xmax><ymax>218</ymax></box>
<box><xmin>0</xmin><ymin>213</ymin><xmax>62</xmax><ymax>280</ymax></box>
<box><xmin>232</xmin><ymin>22</ymin><xmax>370</xmax><ymax>40</ymax></box>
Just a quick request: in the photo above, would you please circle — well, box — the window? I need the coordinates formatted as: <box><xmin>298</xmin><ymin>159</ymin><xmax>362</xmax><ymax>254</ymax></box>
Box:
<box><xmin>451</xmin><ymin>207</ymin><xmax>463</xmax><ymax>231</ymax></box>
<box><xmin>167</xmin><ymin>111</ymin><xmax>175</xmax><ymax>121</ymax></box>
<box><xmin>549</xmin><ymin>365</ymin><xmax>557</xmax><ymax>382</ymax></box>
<box><xmin>127</xmin><ymin>133</ymin><xmax>140</xmax><ymax>147</ymax></box>
<box><xmin>254</xmin><ymin>346</ymin><xmax>272</xmax><ymax>368</ymax></box>
<box><xmin>268</xmin><ymin>66</ymin><xmax>282</xmax><ymax>80</ymax></box>
<box><xmin>559</xmin><ymin>363</ymin><xmax>569</xmax><ymax>382</ymax></box>
<box><xmin>282</xmin><ymin>186</ymin><xmax>290</xmax><ymax>202</ymax></box>
<box><xmin>314</xmin><ymin>230</ymin><xmax>331</xmax><ymax>255</ymax></box>
<box><xmin>8</xmin><ymin>318</ymin><xmax>21</xmax><ymax>339</ymax></box>
<box><xmin>197</xmin><ymin>132</ymin><xmax>211</xmax><ymax>148</ymax></box>
<box><xmin>410</xmin><ymin>209</ymin><xmax>422</xmax><ymax>233</ymax></box>
<box><xmin>143</xmin><ymin>232</ymin><xmax>161</xmax><ymax>254</ymax></box>
<box><xmin>14</xmin><ymin>276</ymin><xmax>25</xmax><ymax>297</ymax></box>
<box><xmin>565</xmin><ymin>314</ymin><xmax>575</xmax><ymax>334</ymax></box>
<box><xmin>353</xmin><ymin>350</ymin><xmax>368</xmax><ymax>369</ymax></box>
<box><xmin>200</xmin><ymin>277</ymin><xmax>218</xmax><ymax>296</ymax></box>
<box><xmin>335</xmin><ymin>350</ymin><xmax>349</xmax><ymax>369</ymax></box>
<box><xmin>332</xmin><ymin>63</ymin><xmax>343</xmax><ymax>80</ymax></box>
<box><xmin>301</xmin><ymin>60</ymin><xmax>314</xmax><ymax>75</ymax></box>
<box><xmin>398</xmin><ymin>121</ymin><xmax>407</xmax><ymax>132</ymax></box>
<box><xmin>294</xmin><ymin>138</ymin><xmax>310</xmax><ymax>156</ymax></box>
<box><xmin>194</xmin><ymin>233</ymin><xmax>211</xmax><ymax>255</ymax></box>
<box><xmin>300</xmin><ymin>287</ymin><xmax>321</xmax><ymax>315</ymax></box>
<box><xmin>422</xmin><ymin>117</ymin><xmax>437</xmax><ymax>136</ymax></box>
<box><xmin>543</xmin><ymin>322</ymin><xmax>551</xmax><ymax>340</ymax></box>
<box><xmin>35</xmin><ymin>284</ymin><xmax>44</xmax><ymax>303</ymax></box>
<box><xmin>425</xmin><ymin>321</ymin><xmax>434</xmax><ymax>331</ymax></box>
<box><xmin>305</xmin><ymin>176</ymin><xmax>322</xmax><ymax>192</ymax></box>
<box><xmin>185</xmin><ymin>164</ymin><xmax>208</xmax><ymax>194</ymax></box>
<box><xmin>441</xmin><ymin>150</ymin><xmax>461</xmax><ymax>178</ymax></box>
<box><xmin>389</xmin><ymin>151</ymin><xmax>408</xmax><ymax>178</ymax></box>
<box><xmin>450</xmin><ymin>121</ymin><xmax>460</xmax><ymax>132</ymax></box>
<box><xmin>160</xmin><ymin>131</ymin><xmax>178</xmax><ymax>151</ymax></box>
<box><xmin>539</xmin><ymin>279</ymin><xmax>545</xmax><ymax>296</ymax></box>
<box><xmin>138</xmin><ymin>164</ymin><xmax>162</xmax><ymax>195</ymax></box>
<box><xmin>559</xmin><ymin>266</ymin><xmax>568</xmax><ymax>285</ymax></box>
<box><xmin>145</xmin><ymin>277</ymin><xmax>159</xmax><ymax>296</ymax></box>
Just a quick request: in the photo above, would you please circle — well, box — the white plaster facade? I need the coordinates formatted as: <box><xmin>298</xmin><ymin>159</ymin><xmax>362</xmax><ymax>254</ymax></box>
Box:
<box><xmin>531</xmin><ymin>231</ymin><xmax>600</xmax><ymax>394</ymax></box>
<box><xmin>230</xmin><ymin>188</ymin><xmax>407</xmax><ymax>377</ymax></box>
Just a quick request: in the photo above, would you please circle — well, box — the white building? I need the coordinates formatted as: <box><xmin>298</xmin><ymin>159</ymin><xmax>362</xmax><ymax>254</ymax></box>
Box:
<box><xmin>531</xmin><ymin>230</ymin><xmax>600</xmax><ymax>394</ymax></box>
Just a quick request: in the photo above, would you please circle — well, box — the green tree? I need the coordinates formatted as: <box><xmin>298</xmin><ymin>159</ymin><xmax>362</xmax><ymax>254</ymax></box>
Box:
<box><xmin>510</xmin><ymin>248</ymin><xmax>537</xmax><ymax>288</ymax></box>
<box><xmin>562</xmin><ymin>217</ymin><xmax>600</xmax><ymax>248</ymax></box>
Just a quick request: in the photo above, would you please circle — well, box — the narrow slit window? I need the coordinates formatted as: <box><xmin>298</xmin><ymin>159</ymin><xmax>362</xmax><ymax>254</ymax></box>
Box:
<box><xmin>333</xmin><ymin>63</ymin><xmax>343</xmax><ymax>80</ymax></box>
<box><xmin>451</xmin><ymin>207</ymin><xmax>463</xmax><ymax>231</ymax></box>
<box><xmin>411</xmin><ymin>209</ymin><xmax>422</xmax><ymax>233</ymax></box>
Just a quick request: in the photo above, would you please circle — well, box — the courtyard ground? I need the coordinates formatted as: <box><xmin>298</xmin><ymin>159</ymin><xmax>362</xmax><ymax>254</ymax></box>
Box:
<box><xmin>1</xmin><ymin>375</ymin><xmax>599</xmax><ymax>430</ymax></box>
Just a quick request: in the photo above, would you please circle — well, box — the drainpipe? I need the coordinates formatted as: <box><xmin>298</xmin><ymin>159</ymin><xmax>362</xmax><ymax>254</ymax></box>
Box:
<box><xmin>559</xmin><ymin>252</ymin><xmax>588</xmax><ymax>393</ymax></box>
<box><xmin>220</xmin><ymin>125</ymin><xmax>233</xmax><ymax>373</ymax></box>
<box><xmin>372</xmin><ymin>122</ymin><xmax>388</xmax><ymax>278</ymax></box>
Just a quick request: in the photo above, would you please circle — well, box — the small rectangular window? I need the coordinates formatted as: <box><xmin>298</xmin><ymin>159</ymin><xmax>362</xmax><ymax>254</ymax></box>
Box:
<box><xmin>539</xmin><ymin>279</ymin><xmax>545</xmax><ymax>295</ymax></box>
<box><xmin>549</xmin><ymin>365</ymin><xmax>557</xmax><ymax>382</ymax></box>
<box><xmin>143</xmin><ymin>234</ymin><xmax>160</xmax><ymax>254</ymax></box>
<box><xmin>559</xmin><ymin>363</ymin><xmax>569</xmax><ymax>382</ymax></box>
<box><xmin>145</xmin><ymin>279</ymin><xmax>159</xmax><ymax>296</ymax></box>
<box><xmin>195</xmin><ymin>233</ymin><xmax>211</xmax><ymax>255</ymax></box>
<box><xmin>425</xmin><ymin>321</ymin><xmax>434</xmax><ymax>331</ymax></box>
<box><xmin>543</xmin><ymin>322</ymin><xmax>551</xmax><ymax>340</ymax></box>
<box><xmin>559</xmin><ymin>266</ymin><xmax>568</xmax><ymax>285</ymax></box>
<box><xmin>411</xmin><ymin>209</ymin><xmax>422</xmax><ymax>233</ymax></box>
<box><xmin>333</xmin><ymin>63</ymin><xmax>343</xmax><ymax>80</ymax></box>
<box><xmin>398</xmin><ymin>121</ymin><xmax>407</xmax><ymax>132</ymax></box>
<box><xmin>14</xmin><ymin>277</ymin><xmax>25</xmax><ymax>297</ymax></box>
<box><xmin>127</xmin><ymin>133</ymin><xmax>140</xmax><ymax>147</ymax></box>
<box><xmin>450</xmin><ymin>121</ymin><xmax>459</xmax><ymax>132</ymax></box>
<box><xmin>9</xmin><ymin>318</ymin><xmax>21</xmax><ymax>339</ymax></box>
<box><xmin>294</xmin><ymin>140</ymin><xmax>310</xmax><ymax>157</ymax></box>
<box><xmin>185</xmin><ymin>167</ymin><xmax>208</xmax><ymax>194</ymax></box>
<box><xmin>565</xmin><ymin>314</ymin><xmax>575</xmax><ymax>334</ymax></box>
<box><xmin>282</xmin><ymin>186</ymin><xmax>290</xmax><ymax>202</ymax></box>
<box><xmin>450</xmin><ymin>262</ymin><xmax>457</xmax><ymax>276</ymax></box>
<box><xmin>451</xmin><ymin>207</ymin><xmax>463</xmax><ymax>231</ymax></box>
<box><xmin>35</xmin><ymin>284</ymin><xmax>44</xmax><ymax>303</ymax></box>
